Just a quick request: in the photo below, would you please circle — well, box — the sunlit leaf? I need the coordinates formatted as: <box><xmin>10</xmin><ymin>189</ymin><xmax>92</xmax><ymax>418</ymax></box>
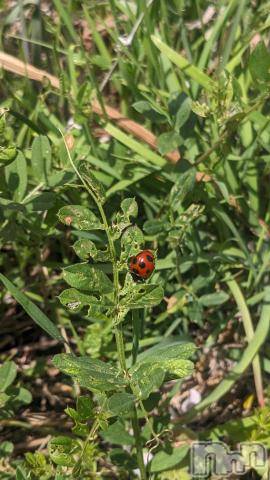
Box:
<box><xmin>53</xmin><ymin>354</ymin><xmax>126</xmax><ymax>392</ymax></box>
<box><xmin>73</xmin><ymin>239</ymin><xmax>110</xmax><ymax>261</ymax></box>
<box><xmin>62</xmin><ymin>264</ymin><xmax>113</xmax><ymax>293</ymax></box>
<box><xmin>58</xmin><ymin>205</ymin><xmax>103</xmax><ymax>230</ymax></box>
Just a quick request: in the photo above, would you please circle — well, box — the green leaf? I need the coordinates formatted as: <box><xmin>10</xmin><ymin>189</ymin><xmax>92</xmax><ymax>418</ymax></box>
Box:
<box><xmin>58</xmin><ymin>205</ymin><xmax>103</xmax><ymax>230</ymax></box>
<box><xmin>49</xmin><ymin>436</ymin><xmax>80</xmax><ymax>467</ymax></box>
<box><xmin>31</xmin><ymin>135</ymin><xmax>51</xmax><ymax>183</ymax></box>
<box><xmin>130</xmin><ymin>363</ymin><xmax>165</xmax><ymax>400</ymax></box>
<box><xmin>0</xmin><ymin>146</ymin><xmax>17</xmax><ymax>166</ymax></box>
<box><xmin>130</xmin><ymin>341</ymin><xmax>195</xmax><ymax>398</ymax></box>
<box><xmin>58</xmin><ymin>288</ymin><xmax>103</xmax><ymax>312</ymax></box>
<box><xmin>157</xmin><ymin>131</ymin><xmax>181</xmax><ymax>155</ymax></box>
<box><xmin>121</xmin><ymin>197</ymin><xmax>138</xmax><ymax>218</ymax></box>
<box><xmin>0</xmin><ymin>441</ymin><xmax>14</xmax><ymax>457</ymax></box>
<box><xmin>151</xmin><ymin>445</ymin><xmax>189</xmax><ymax>473</ymax></box>
<box><xmin>0</xmin><ymin>274</ymin><xmax>65</xmax><ymax>343</ymax></box>
<box><xmin>5</xmin><ymin>151</ymin><xmax>27</xmax><ymax>202</ymax></box>
<box><xmin>174</xmin><ymin>95</ymin><xmax>192</xmax><ymax>130</ymax></box>
<box><xmin>73</xmin><ymin>239</ymin><xmax>110</xmax><ymax>261</ymax></box>
<box><xmin>0</xmin><ymin>392</ymin><xmax>10</xmax><ymax>408</ymax></box>
<box><xmin>143</xmin><ymin>219</ymin><xmax>171</xmax><ymax>235</ymax></box>
<box><xmin>120</xmin><ymin>283</ymin><xmax>164</xmax><ymax>309</ymax></box>
<box><xmin>151</xmin><ymin>35</ymin><xmax>216</xmax><ymax>92</ymax></box>
<box><xmin>170</xmin><ymin>168</ymin><xmax>196</xmax><ymax>208</ymax></box>
<box><xmin>105</xmin><ymin>123</ymin><xmax>166</xmax><ymax>168</ymax></box>
<box><xmin>53</xmin><ymin>354</ymin><xmax>126</xmax><ymax>392</ymax></box>
<box><xmin>79</xmin><ymin>161</ymin><xmax>106</xmax><ymax>205</ymax></box>
<box><xmin>249</xmin><ymin>41</ymin><xmax>270</xmax><ymax>86</ymax></box>
<box><xmin>76</xmin><ymin>396</ymin><xmax>94</xmax><ymax>420</ymax></box>
<box><xmin>102</xmin><ymin>421</ymin><xmax>135</xmax><ymax>446</ymax></box>
<box><xmin>132</xmin><ymin>101</ymin><xmax>167</xmax><ymax>123</ymax></box>
<box><xmin>63</xmin><ymin>264</ymin><xmax>113</xmax><ymax>293</ymax></box>
<box><xmin>107</xmin><ymin>393</ymin><xmax>136</xmax><ymax>416</ymax></box>
<box><xmin>111</xmin><ymin>198</ymin><xmax>138</xmax><ymax>240</ymax></box>
<box><xmin>16</xmin><ymin>466</ymin><xmax>29</xmax><ymax>480</ymax></box>
<box><xmin>0</xmin><ymin>361</ymin><xmax>17</xmax><ymax>392</ymax></box>
<box><xmin>199</xmin><ymin>291</ymin><xmax>229</xmax><ymax>307</ymax></box>
<box><xmin>25</xmin><ymin>192</ymin><xmax>56</xmax><ymax>211</ymax></box>
<box><xmin>121</xmin><ymin>226</ymin><xmax>144</xmax><ymax>259</ymax></box>
<box><xmin>137</xmin><ymin>341</ymin><xmax>196</xmax><ymax>364</ymax></box>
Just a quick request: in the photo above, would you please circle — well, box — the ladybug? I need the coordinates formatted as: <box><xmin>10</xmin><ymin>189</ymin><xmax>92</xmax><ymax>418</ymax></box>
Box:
<box><xmin>129</xmin><ymin>250</ymin><xmax>155</xmax><ymax>281</ymax></box>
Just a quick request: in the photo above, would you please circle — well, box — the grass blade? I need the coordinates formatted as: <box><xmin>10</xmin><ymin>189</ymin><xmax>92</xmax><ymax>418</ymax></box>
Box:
<box><xmin>151</xmin><ymin>35</ymin><xmax>216</xmax><ymax>92</ymax></box>
<box><xmin>0</xmin><ymin>274</ymin><xmax>65</xmax><ymax>343</ymax></box>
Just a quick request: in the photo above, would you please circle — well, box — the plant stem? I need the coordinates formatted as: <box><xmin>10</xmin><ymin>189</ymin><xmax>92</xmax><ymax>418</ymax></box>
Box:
<box><xmin>132</xmin><ymin>408</ymin><xmax>147</xmax><ymax>480</ymax></box>
<box><xmin>132</xmin><ymin>309</ymin><xmax>141</xmax><ymax>365</ymax></box>
<box><xmin>61</xmin><ymin>131</ymin><xmax>127</xmax><ymax>369</ymax></box>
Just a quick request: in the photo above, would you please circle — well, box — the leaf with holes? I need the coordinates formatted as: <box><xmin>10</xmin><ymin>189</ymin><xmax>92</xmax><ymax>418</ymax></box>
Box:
<box><xmin>121</xmin><ymin>198</ymin><xmax>138</xmax><ymax>218</ymax></box>
<box><xmin>121</xmin><ymin>226</ymin><xmax>144</xmax><ymax>260</ymax></box>
<box><xmin>79</xmin><ymin>161</ymin><xmax>106</xmax><ymax>205</ymax></box>
<box><xmin>58</xmin><ymin>205</ymin><xmax>104</xmax><ymax>230</ymax></box>
<box><xmin>53</xmin><ymin>354</ymin><xmax>126</xmax><ymax>392</ymax></box>
<box><xmin>58</xmin><ymin>288</ymin><xmax>111</xmax><ymax>312</ymax></box>
<box><xmin>73</xmin><ymin>239</ymin><xmax>110</xmax><ymax>261</ymax></box>
<box><xmin>111</xmin><ymin>198</ymin><xmax>138</xmax><ymax>240</ymax></box>
<box><xmin>120</xmin><ymin>283</ymin><xmax>164</xmax><ymax>309</ymax></box>
<box><xmin>49</xmin><ymin>436</ymin><xmax>80</xmax><ymax>467</ymax></box>
<box><xmin>62</xmin><ymin>264</ymin><xmax>113</xmax><ymax>293</ymax></box>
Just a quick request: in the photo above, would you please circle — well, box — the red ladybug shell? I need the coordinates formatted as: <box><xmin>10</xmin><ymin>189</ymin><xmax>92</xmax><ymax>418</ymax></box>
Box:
<box><xmin>129</xmin><ymin>250</ymin><xmax>155</xmax><ymax>280</ymax></box>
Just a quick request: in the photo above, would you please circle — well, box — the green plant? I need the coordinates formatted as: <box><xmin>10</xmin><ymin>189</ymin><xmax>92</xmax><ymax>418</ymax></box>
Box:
<box><xmin>0</xmin><ymin>136</ymin><xmax>195</xmax><ymax>478</ymax></box>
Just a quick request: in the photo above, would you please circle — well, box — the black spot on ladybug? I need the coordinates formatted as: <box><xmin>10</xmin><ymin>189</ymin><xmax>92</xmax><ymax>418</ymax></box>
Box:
<box><xmin>139</xmin><ymin>261</ymin><xmax>145</xmax><ymax>268</ymax></box>
<box><xmin>132</xmin><ymin>268</ymin><xmax>139</xmax><ymax>275</ymax></box>
<box><xmin>147</xmin><ymin>255</ymin><xmax>154</xmax><ymax>262</ymax></box>
<box><xmin>132</xmin><ymin>257</ymin><xmax>137</xmax><ymax>264</ymax></box>
<box><xmin>146</xmin><ymin>269</ymin><xmax>150</xmax><ymax>274</ymax></box>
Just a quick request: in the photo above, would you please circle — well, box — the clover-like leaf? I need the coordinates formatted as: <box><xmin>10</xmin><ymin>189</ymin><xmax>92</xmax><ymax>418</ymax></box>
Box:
<box><xmin>62</xmin><ymin>264</ymin><xmax>113</xmax><ymax>293</ymax></box>
<box><xmin>58</xmin><ymin>205</ymin><xmax>103</xmax><ymax>230</ymax></box>
<box><xmin>73</xmin><ymin>239</ymin><xmax>110</xmax><ymax>261</ymax></box>
<box><xmin>53</xmin><ymin>354</ymin><xmax>126</xmax><ymax>392</ymax></box>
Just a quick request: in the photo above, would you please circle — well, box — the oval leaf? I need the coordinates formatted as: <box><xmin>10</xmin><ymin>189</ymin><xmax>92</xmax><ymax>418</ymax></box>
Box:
<box><xmin>53</xmin><ymin>354</ymin><xmax>126</xmax><ymax>392</ymax></box>
<box><xmin>58</xmin><ymin>205</ymin><xmax>103</xmax><ymax>230</ymax></box>
<box><xmin>62</xmin><ymin>264</ymin><xmax>113</xmax><ymax>293</ymax></box>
